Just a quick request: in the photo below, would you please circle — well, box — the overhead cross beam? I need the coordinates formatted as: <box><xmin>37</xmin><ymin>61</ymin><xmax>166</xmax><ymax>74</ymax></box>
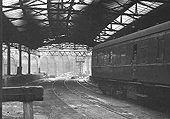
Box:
<box><xmin>66</xmin><ymin>0</ymin><xmax>75</xmax><ymax>35</ymax></box>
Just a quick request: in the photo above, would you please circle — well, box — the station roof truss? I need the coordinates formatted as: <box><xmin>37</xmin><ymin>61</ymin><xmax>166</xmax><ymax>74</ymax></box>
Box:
<box><xmin>2</xmin><ymin>0</ymin><xmax>170</xmax><ymax>50</ymax></box>
<box><xmin>37</xmin><ymin>43</ymin><xmax>92</xmax><ymax>57</ymax></box>
<box><xmin>38</xmin><ymin>49</ymin><xmax>92</xmax><ymax>57</ymax></box>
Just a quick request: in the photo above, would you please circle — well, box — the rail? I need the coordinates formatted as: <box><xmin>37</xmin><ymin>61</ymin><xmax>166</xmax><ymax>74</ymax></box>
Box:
<box><xmin>2</xmin><ymin>86</ymin><xmax>43</xmax><ymax>119</ymax></box>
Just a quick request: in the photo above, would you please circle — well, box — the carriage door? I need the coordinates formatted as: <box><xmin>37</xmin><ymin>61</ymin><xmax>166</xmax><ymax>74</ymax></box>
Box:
<box><xmin>131</xmin><ymin>44</ymin><xmax>138</xmax><ymax>80</ymax></box>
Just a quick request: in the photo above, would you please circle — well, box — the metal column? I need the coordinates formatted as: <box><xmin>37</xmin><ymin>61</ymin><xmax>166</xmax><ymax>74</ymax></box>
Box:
<box><xmin>38</xmin><ymin>55</ymin><xmax>41</xmax><ymax>73</ymax></box>
<box><xmin>87</xmin><ymin>56</ymin><xmax>90</xmax><ymax>75</ymax></box>
<box><xmin>17</xmin><ymin>44</ymin><xmax>22</xmax><ymax>75</ymax></box>
<box><xmin>0</xmin><ymin>0</ymin><xmax>3</xmax><ymax>116</ymax></box>
<box><xmin>28</xmin><ymin>49</ymin><xmax>31</xmax><ymax>74</ymax></box>
<box><xmin>7</xmin><ymin>42</ymin><xmax>10</xmax><ymax>75</ymax></box>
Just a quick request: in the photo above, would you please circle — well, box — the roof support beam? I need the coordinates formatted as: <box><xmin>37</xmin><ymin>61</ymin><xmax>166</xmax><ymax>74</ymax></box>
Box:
<box><xmin>66</xmin><ymin>0</ymin><xmax>75</xmax><ymax>35</ymax></box>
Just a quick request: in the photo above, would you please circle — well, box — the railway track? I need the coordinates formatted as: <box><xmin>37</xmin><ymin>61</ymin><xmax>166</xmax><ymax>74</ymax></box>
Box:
<box><xmin>51</xmin><ymin>77</ymin><xmax>170</xmax><ymax>119</ymax></box>
<box><xmin>51</xmin><ymin>79</ymin><xmax>97</xmax><ymax>119</ymax></box>
<box><xmin>64</xmin><ymin>79</ymin><xmax>137</xmax><ymax>119</ymax></box>
<box><xmin>77</xmin><ymin>79</ymin><xmax>100</xmax><ymax>93</ymax></box>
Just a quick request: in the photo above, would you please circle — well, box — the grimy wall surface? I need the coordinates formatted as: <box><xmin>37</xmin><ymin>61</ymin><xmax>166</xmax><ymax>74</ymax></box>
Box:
<box><xmin>2</xmin><ymin>48</ymin><xmax>91</xmax><ymax>76</ymax></box>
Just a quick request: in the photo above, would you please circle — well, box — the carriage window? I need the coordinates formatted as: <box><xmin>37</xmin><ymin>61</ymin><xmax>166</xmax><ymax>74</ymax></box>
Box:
<box><xmin>132</xmin><ymin>44</ymin><xmax>137</xmax><ymax>62</ymax></box>
<box><xmin>157</xmin><ymin>39</ymin><xmax>164</xmax><ymax>61</ymax></box>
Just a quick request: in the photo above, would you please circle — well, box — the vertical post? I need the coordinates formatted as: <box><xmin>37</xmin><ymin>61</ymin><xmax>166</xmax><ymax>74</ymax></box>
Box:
<box><xmin>87</xmin><ymin>56</ymin><xmax>89</xmax><ymax>75</ymax></box>
<box><xmin>23</xmin><ymin>102</ymin><xmax>34</xmax><ymax>119</ymax></box>
<box><xmin>18</xmin><ymin>44</ymin><xmax>22</xmax><ymax>75</ymax></box>
<box><xmin>7</xmin><ymin>42</ymin><xmax>10</xmax><ymax>75</ymax></box>
<box><xmin>38</xmin><ymin>55</ymin><xmax>40</xmax><ymax>73</ymax></box>
<box><xmin>0</xmin><ymin>0</ymin><xmax>3</xmax><ymax>117</ymax></box>
<box><xmin>72</xmin><ymin>58</ymin><xmax>75</xmax><ymax>75</ymax></box>
<box><xmin>28</xmin><ymin>49</ymin><xmax>31</xmax><ymax>74</ymax></box>
<box><xmin>79</xmin><ymin>62</ymin><xmax>81</xmax><ymax>75</ymax></box>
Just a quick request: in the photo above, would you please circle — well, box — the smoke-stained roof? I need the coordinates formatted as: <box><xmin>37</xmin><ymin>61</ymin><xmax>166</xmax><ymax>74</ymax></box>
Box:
<box><xmin>2</xmin><ymin>0</ymin><xmax>170</xmax><ymax>49</ymax></box>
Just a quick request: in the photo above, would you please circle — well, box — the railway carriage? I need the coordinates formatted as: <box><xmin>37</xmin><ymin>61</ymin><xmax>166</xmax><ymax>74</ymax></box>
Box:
<box><xmin>91</xmin><ymin>20</ymin><xmax>170</xmax><ymax>107</ymax></box>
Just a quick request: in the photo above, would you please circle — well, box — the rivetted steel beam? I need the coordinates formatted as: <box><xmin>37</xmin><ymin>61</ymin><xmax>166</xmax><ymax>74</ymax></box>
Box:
<box><xmin>19</xmin><ymin>0</ymin><xmax>27</xmax><ymax>18</ymax></box>
<box><xmin>3</xmin><ymin>5</ymin><xmax>83</xmax><ymax>13</ymax></box>
<box><xmin>47</xmin><ymin>0</ymin><xmax>69</xmax><ymax>39</ymax></box>
<box><xmin>66</xmin><ymin>0</ymin><xmax>75</xmax><ymax>35</ymax></box>
<box><xmin>47</xmin><ymin>0</ymin><xmax>53</xmax><ymax>35</ymax></box>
